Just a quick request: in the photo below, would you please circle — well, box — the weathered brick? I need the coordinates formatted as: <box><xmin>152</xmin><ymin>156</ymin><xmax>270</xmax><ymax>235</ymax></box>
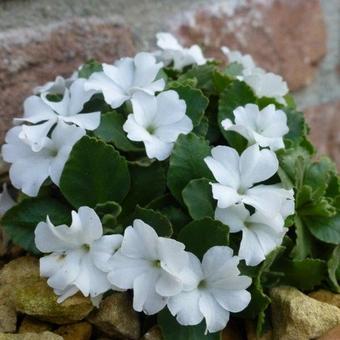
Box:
<box><xmin>0</xmin><ymin>17</ymin><xmax>135</xmax><ymax>144</ymax></box>
<box><xmin>175</xmin><ymin>0</ymin><xmax>326</xmax><ymax>91</ymax></box>
<box><xmin>305</xmin><ymin>101</ymin><xmax>340</xmax><ymax>168</ymax></box>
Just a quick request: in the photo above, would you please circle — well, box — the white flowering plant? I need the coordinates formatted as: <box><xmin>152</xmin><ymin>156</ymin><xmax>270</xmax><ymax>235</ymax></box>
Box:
<box><xmin>0</xmin><ymin>33</ymin><xmax>339</xmax><ymax>338</ymax></box>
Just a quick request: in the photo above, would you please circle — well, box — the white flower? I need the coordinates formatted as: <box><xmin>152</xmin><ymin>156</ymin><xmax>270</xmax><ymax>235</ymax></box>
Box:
<box><xmin>0</xmin><ymin>184</ymin><xmax>15</xmax><ymax>215</ymax></box>
<box><xmin>215</xmin><ymin>205</ymin><xmax>288</xmax><ymax>266</ymax></box>
<box><xmin>107</xmin><ymin>219</ymin><xmax>189</xmax><ymax>315</ymax></box>
<box><xmin>1</xmin><ymin>121</ymin><xmax>85</xmax><ymax>197</ymax></box>
<box><xmin>204</xmin><ymin>144</ymin><xmax>292</xmax><ymax>218</ymax></box>
<box><xmin>221</xmin><ymin>104</ymin><xmax>289</xmax><ymax>151</ymax></box>
<box><xmin>15</xmin><ymin>78</ymin><xmax>99</xmax><ymax>151</ymax></box>
<box><xmin>34</xmin><ymin>206</ymin><xmax>123</xmax><ymax>303</ymax></box>
<box><xmin>156</xmin><ymin>32</ymin><xmax>206</xmax><ymax>70</ymax></box>
<box><xmin>168</xmin><ymin>247</ymin><xmax>251</xmax><ymax>333</ymax></box>
<box><xmin>85</xmin><ymin>52</ymin><xmax>165</xmax><ymax>109</ymax></box>
<box><xmin>222</xmin><ymin>47</ymin><xmax>288</xmax><ymax>102</ymax></box>
<box><xmin>33</xmin><ymin>73</ymin><xmax>77</xmax><ymax>95</ymax></box>
<box><xmin>123</xmin><ymin>91</ymin><xmax>193</xmax><ymax>161</ymax></box>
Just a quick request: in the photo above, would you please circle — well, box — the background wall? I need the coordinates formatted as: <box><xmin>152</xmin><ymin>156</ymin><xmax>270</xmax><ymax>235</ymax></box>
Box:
<box><xmin>0</xmin><ymin>0</ymin><xmax>339</xmax><ymax>166</ymax></box>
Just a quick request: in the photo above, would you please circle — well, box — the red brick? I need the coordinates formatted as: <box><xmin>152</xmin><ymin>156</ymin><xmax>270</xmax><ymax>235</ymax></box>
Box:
<box><xmin>0</xmin><ymin>17</ymin><xmax>136</xmax><ymax>144</ymax></box>
<box><xmin>305</xmin><ymin>101</ymin><xmax>340</xmax><ymax>168</ymax></box>
<box><xmin>175</xmin><ymin>0</ymin><xmax>326</xmax><ymax>91</ymax></box>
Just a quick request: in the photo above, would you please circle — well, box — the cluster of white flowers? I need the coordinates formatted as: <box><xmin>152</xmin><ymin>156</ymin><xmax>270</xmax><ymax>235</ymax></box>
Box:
<box><xmin>1</xmin><ymin>34</ymin><xmax>205</xmax><ymax>193</ymax></box>
<box><xmin>206</xmin><ymin>103</ymin><xmax>293</xmax><ymax>265</ymax></box>
<box><xmin>221</xmin><ymin>47</ymin><xmax>289</xmax><ymax>104</ymax></box>
<box><xmin>34</xmin><ymin>207</ymin><xmax>251</xmax><ymax>333</ymax></box>
<box><xmin>0</xmin><ymin>32</ymin><xmax>295</xmax><ymax>334</ymax></box>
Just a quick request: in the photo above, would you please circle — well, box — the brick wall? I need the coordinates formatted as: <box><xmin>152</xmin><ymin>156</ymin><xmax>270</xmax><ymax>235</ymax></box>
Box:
<box><xmin>0</xmin><ymin>0</ymin><xmax>339</xmax><ymax>167</ymax></box>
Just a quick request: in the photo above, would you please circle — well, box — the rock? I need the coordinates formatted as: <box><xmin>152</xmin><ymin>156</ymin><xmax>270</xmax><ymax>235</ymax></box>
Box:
<box><xmin>305</xmin><ymin>101</ymin><xmax>340</xmax><ymax>169</ymax></box>
<box><xmin>309</xmin><ymin>290</ymin><xmax>340</xmax><ymax>309</ymax></box>
<box><xmin>270</xmin><ymin>286</ymin><xmax>340</xmax><ymax>340</ymax></box>
<box><xmin>0</xmin><ymin>257</ymin><xmax>40</xmax><ymax>286</ymax></box>
<box><xmin>87</xmin><ymin>293</ymin><xmax>140</xmax><ymax>339</ymax></box>
<box><xmin>55</xmin><ymin>322</ymin><xmax>92</xmax><ymax>340</ymax></box>
<box><xmin>0</xmin><ymin>287</ymin><xmax>17</xmax><ymax>333</ymax></box>
<box><xmin>18</xmin><ymin>317</ymin><xmax>52</xmax><ymax>334</ymax></box>
<box><xmin>175</xmin><ymin>0</ymin><xmax>326</xmax><ymax>91</ymax></box>
<box><xmin>14</xmin><ymin>279</ymin><xmax>94</xmax><ymax>325</ymax></box>
<box><xmin>0</xmin><ymin>332</ymin><xmax>62</xmax><ymax>340</ymax></box>
<box><xmin>141</xmin><ymin>326</ymin><xmax>162</xmax><ymax>340</ymax></box>
<box><xmin>318</xmin><ymin>325</ymin><xmax>340</xmax><ymax>340</ymax></box>
<box><xmin>0</xmin><ymin>256</ymin><xmax>94</xmax><ymax>325</ymax></box>
<box><xmin>0</xmin><ymin>17</ymin><xmax>135</xmax><ymax>145</ymax></box>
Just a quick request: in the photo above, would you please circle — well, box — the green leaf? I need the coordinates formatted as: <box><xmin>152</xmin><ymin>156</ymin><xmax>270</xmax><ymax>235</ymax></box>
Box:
<box><xmin>277</xmin><ymin>258</ymin><xmax>327</xmax><ymax>291</ymax></box>
<box><xmin>179</xmin><ymin>64</ymin><xmax>217</xmax><ymax>94</ymax></box>
<box><xmin>95</xmin><ymin>201</ymin><xmax>122</xmax><ymax>218</ymax></box>
<box><xmin>60</xmin><ymin>136</ymin><xmax>130</xmax><ymax>208</ymax></box>
<box><xmin>94</xmin><ymin>111</ymin><xmax>142</xmax><ymax>152</ymax></box>
<box><xmin>182</xmin><ymin>178</ymin><xmax>215</xmax><ymax>220</ymax></box>
<box><xmin>171</xmin><ymin>85</ymin><xmax>209</xmax><ymax>126</ymax></box>
<box><xmin>158</xmin><ymin>309</ymin><xmax>220</xmax><ymax>340</ymax></box>
<box><xmin>283</xmin><ymin>108</ymin><xmax>309</xmax><ymax>147</ymax></box>
<box><xmin>328</xmin><ymin>245</ymin><xmax>340</xmax><ymax>292</ymax></box>
<box><xmin>218</xmin><ymin>80</ymin><xmax>256</xmax><ymax>152</ymax></box>
<box><xmin>304</xmin><ymin>157</ymin><xmax>337</xmax><ymax>198</ymax></box>
<box><xmin>291</xmin><ymin>215</ymin><xmax>314</xmax><ymax>260</ymax></box>
<box><xmin>133</xmin><ymin>206</ymin><xmax>172</xmax><ymax>237</ymax></box>
<box><xmin>178</xmin><ymin>217</ymin><xmax>229</xmax><ymax>259</ymax></box>
<box><xmin>146</xmin><ymin>194</ymin><xmax>191</xmax><ymax>235</ymax></box>
<box><xmin>78</xmin><ymin>60</ymin><xmax>102</xmax><ymax>79</ymax></box>
<box><xmin>240</xmin><ymin>247</ymin><xmax>285</xmax><ymax>334</ymax></box>
<box><xmin>327</xmin><ymin>245</ymin><xmax>340</xmax><ymax>293</ymax></box>
<box><xmin>224</xmin><ymin>62</ymin><xmax>243</xmax><ymax>78</ymax></box>
<box><xmin>305</xmin><ymin>214</ymin><xmax>340</xmax><ymax>245</ymax></box>
<box><xmin>167</xmin><ymin>133</ymin><xmax>212</xmax><ymax>203</ymax></box>
<box><xmin>1</xmin><ymin>197</ymin><xmax>71</xmax><ymax>254</ymax></box>
<box><xmin>121</xmin><ymin>162</ymin><xmax>166</xmax><ymax>216</ymax></box>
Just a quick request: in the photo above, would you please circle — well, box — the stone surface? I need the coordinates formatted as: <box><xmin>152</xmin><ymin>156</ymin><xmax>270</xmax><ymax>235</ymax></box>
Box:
<box><xmin>0</xmin><ymin>256</ymin><xmax>94</xmax><ymax>325</ymax></box>
<box><xmin>305</xmin><ymin>101</ymin><xmax>340</xmax><ymax>169</ymax></box>
<box><xmin>0</xmin><ymin>288</ymin><xmax>17</xmax><ymax>333</ymax></box>
<box><xmin>176</xmin><ymin>0</ymin><xmax>326</xmax><ymax>91</ymax></box>
<box><xmin>0</xmin><ymin>332</ymin><xmax>62</xmax><ymax>340</ymax></box>
<box><xmin>318</xmin><ymin>324</ymin><xmax>340</xmax><ymax>340</ymax></box>
<box><xmin>87</xmin><ymin>293</ymin><xmax>140</xmax><ymax>339</ymax></box>
<box><xmin>14</xmin><ymin>279</ymin><xmax>94</xmax><ymax>325</ymax></box>
<box><xmin>55</xmin><ymin>322</ymin><xmax>92</xmax><ymax>340</ymax></box>
<box><xmin>309</xmin><ymin>290</ymin><xmax>340</xmax><ymax>309</ymax></box>
<box><xmin>141</xmin><ymin>326</ymin><xmax>162</xmax><ymax>340</ymax></box>
<box><xmin>270</xmin><ymin>286</ymin><xmax>340</xmax><ymax>340</ymax></box>
<box><xmin>0</xmin><ymin>257</ymin><xmax>38</xmax><ymax>333</ymax></box>
<box><xmin>0</xmin><ymin>16</ymin><xmax>135</xmax><ymax>144</ymax></box>
<box><xmin>18</xmin><ymin>317</ymin><xmax>52</xmax><ymax>334</ymax></box>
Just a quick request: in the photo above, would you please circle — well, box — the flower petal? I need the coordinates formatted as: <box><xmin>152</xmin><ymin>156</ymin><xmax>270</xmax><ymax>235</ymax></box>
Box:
<box><xmin>239</xmin><ymin>144</ymin><xmax>278</xmax><ymax>188</ymax></box>
<box><xmin>211</xmin><ymin>183</ymin><xmax>240</xmax><ymax>209</ymax></box>
<box><xmin>168</xmin><ymin>289</ymin><xmax>203</xmax><ymax>326</ymax></box>
<box><xmin>214</xmin><ymin>204</ymin><xmax>249</xmax><ymax>233</ymax></box>
<box><xmin>212</xmin><ymin>289</ymin><xmax>251</xmax><ymax>313</ymax></box>
<box><xmin>199</xmin><ymin>292</ymin><xmax>230</xmax><ymax>333</ymax></box>
<box><xmin>121</xmin><ymin>220</ymin><xmax>159</xmax><ymax>260</ymax></box>
<box><xmin>133</xmin><ymin>271</ymin><xmax>167</xmax><ymax>315</ymax></box>
<box><xmin>204</xmin><ymin>146</ymin><xmax>240</xmax><ymax>188</ymax></box>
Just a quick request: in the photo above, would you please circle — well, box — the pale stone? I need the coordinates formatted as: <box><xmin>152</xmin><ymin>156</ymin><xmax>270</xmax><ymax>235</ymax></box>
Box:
<box><xmin>18</xmin><ymin>317</ymin><xmax>52</xmax><ymax>334</ymax></box>
<box><xmin>309</xmin><ymin>290</ymin><xmax>340</xmax><ymax>309</ymax></box>
<box><xmin>0</xmin><ymin>332</ymin><xmax>62</xmax><ymax>340</ymax></box>
<box><xmin>55</xmin><ymin>322</ymin><xmax>92</xmax><ymax>340</ymax></box>
<box><xmin>271</xmin><ymin>286</ymin><xmax>340</xmax><ymax>340</ymax></box>
<box><xmin>87</xmin><ymin>293</ymin><xmax>140</xmax><ymax>339</ymax></box>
